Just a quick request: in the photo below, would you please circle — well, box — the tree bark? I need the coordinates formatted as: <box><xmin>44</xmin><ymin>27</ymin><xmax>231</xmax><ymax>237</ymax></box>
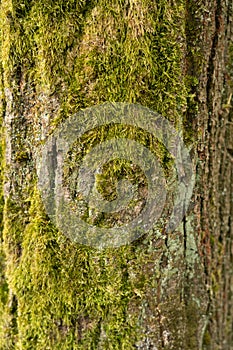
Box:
<box><xmin>0</xmin><ymin>0</ymin><xmax>232</xmax><ymax>349</ymax></box>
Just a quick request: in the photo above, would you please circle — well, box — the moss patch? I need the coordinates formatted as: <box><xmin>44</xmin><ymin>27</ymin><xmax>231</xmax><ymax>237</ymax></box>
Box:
<box><xmin>0</xmin><ymin>0</ymin><xmax>193</xmax><ymax>348</ymax></box>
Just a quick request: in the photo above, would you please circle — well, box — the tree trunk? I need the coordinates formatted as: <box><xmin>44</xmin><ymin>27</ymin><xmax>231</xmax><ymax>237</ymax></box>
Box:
<box><xmin>0</xmin><ymin>1</ymin><xmax>232</xmax><ymax>349</ymax></box>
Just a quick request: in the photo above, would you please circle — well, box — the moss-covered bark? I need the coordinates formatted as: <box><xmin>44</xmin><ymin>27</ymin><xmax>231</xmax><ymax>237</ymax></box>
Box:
<box><xmin>0</xmin><ymin>0</ymin><xmax>232</xmax><ymax>349</ymax></box>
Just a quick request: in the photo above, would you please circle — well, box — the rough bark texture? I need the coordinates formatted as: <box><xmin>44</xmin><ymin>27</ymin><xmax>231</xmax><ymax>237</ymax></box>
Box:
<box><xmin>0</xmin><ymin>0</ymin><xmax>232</xmax><ymax>349</ymax></box>
<box><xmin>185</xmin><ymin>0</ymin><xmax>233</xmax><ymax>348</ymax></box>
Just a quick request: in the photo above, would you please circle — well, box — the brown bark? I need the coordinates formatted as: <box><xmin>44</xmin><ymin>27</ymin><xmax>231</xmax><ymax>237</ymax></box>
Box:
<box><xmin>185</xmin><ymin>0</ymin><xmax>233</xmax><ymax>348</ymax></box>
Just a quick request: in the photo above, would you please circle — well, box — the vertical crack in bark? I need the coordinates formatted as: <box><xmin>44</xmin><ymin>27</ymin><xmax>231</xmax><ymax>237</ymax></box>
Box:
<box><xmin>206</xmin><ymin>0</ymin><xmax>222</xmax><ymax>122</ymax></box>
<box><xmin>183</xmin><ymin>215</ymin><xmax>187</xmax><ymax>261</ymax></box>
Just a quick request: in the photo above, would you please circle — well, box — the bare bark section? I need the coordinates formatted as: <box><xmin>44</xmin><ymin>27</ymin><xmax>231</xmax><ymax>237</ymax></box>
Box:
<box><xmin>185</xmin><ymin>0</ymin><xmax>233</xmax><ymax>348</ymax></box>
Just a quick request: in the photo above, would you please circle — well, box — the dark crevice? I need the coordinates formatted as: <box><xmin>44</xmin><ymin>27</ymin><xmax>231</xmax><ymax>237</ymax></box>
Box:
<box><xmin>206</xmin><ymin>0</ymin><xmax>223</xmax><ymax>209</ymax></box>
<box><xmin>206</xmin><ymin>0</ymin><xmax>222</xmax><ymax>119</ymax></box>
<box><xmin>183</xmin><ymin>215</ymin><xmax>187</xmax><ymax>260</ymax></box>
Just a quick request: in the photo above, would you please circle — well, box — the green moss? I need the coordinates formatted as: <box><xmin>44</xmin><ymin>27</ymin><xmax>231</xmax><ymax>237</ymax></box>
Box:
<box><xmin>202</xmin><ymin>329</ymin><xmax>211</xmax><ymax>347</ymax></box>
<box><xmin>0</xmin><ymin>137</ymin><xmax>10</xmax><ymax>349</ymax></box>
<box><xmin>182</xmin><ymin>0</ymin><xmax>206</xmax><ymax>146</ymax></box>
<box><xmin>62</xmin><ymin>122</ymin><xmax>175</xmax><ymax>229</ymax></box>
<box><xmin>0</xmin><ymin>0</ymin><xmax>191</xmax><ymax>348</ymax></box>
